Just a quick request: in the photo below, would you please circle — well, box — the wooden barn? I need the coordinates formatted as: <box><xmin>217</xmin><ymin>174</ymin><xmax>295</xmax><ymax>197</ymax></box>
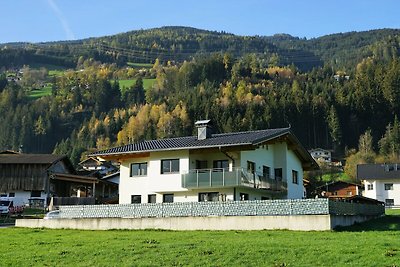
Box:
<box><xmin>0</xmin><ymin>153</ymin><xmax>100</xmax><ymax>208</ymax></box>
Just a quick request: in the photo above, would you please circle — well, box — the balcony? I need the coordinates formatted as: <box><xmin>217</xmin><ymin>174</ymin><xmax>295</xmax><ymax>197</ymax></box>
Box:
<box><xmin>182</xmin><ymin>168</ymin><xmax>287</xmax><ymax>191</ymax></box>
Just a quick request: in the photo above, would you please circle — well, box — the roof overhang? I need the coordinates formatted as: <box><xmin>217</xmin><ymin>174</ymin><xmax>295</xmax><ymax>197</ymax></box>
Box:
<box><xmin>51</xmin><ymin>173</ymin><xmax>99</xmax><ymax>184</ymax></box>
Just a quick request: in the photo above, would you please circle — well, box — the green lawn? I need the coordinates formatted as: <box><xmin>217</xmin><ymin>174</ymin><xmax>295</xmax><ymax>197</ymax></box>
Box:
<box><xmin>48</xmin><ymin>69</ymin><xmax>65</xmax><ymax>77</ymax></box>
<box><xmin>27</xmin><ymin>86</ymin><xmax>53</xmax><ymax>99</ymax></box>
<box><xmin>127</xmin><ymin>62</ymin><xmax>153</xmax><ymax>68</ymax></box>
<box><xmin>1</xmin><ymin>214</ymin><xmax>399</xmax><ymax>266</ymax></box>
<box><xmin>386</xmin><ymin>208</ymin><xmax>400</xmax><ymax>215</ymax></box>
<box><xmin>117</xmin><ymin>78</ymin><xmax>156</xmax><ymax>92</ymax></box>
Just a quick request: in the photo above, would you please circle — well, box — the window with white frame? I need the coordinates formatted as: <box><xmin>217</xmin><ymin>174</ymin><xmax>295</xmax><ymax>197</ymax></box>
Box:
<box><xmin>384</xmin><ymin>183</ymin><xmax>394</xmax><ymax>190</ymax></box>
<box><xmin>367</xmin><ymin>184</ymin><xmax>373</xmax><ymax>190</ymax></box>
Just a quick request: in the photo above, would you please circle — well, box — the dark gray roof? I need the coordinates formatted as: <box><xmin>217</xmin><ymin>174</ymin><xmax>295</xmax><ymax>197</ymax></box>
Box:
<box><xmin>90</xmin><ymin>127</ymin><xmax>319</xmax><ymax>170</ymax></box>
<box><xmin>90</xmin><ymin>128</ymin><xmax>291</xmax><ymax>156</ymax></box>
<box><xmin>0</xmin><ymin>154</ymin><xmax>66</xmax><ymax>164</ymax></box>
<box><xmin>357</xmin><ymin>164</ymin><xmax>400</xmax><ymax>180</ymax></box>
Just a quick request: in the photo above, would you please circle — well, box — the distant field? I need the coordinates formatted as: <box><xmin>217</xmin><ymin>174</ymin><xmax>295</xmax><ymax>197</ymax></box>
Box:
<box><xmin>118</xmin><ymin>78</ymin><xmax>156</xmax><ymax>92</ymax></box>
<box><xmin>48</xmin><ymin>69</ymin><xmax>65</xmax><ymax>77</ymax></box>
<box><xmin>127</xmin><ymin>62</ymin><xmax>153</xmax><ymax>68</ymax></box>
<box><xmin>27</xmin><ymin>86</ymin><xmax>52</xmax><ymax>99</ymax></box>
<box><xmin>1</xmin><ymin>214</ymin><xmax>399</xmax><ymax>266</ymax></box>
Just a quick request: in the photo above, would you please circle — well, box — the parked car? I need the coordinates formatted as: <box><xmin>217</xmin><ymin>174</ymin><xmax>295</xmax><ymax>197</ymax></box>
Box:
<box><xmin>43</xmin><ymin>210</ymin><xmax>61</xmax><ymax>219</ymax></box>
<box><xmin>0</xmin><ymin>200</ymin><xmax>12</xmax><ymax>215</ymax></box>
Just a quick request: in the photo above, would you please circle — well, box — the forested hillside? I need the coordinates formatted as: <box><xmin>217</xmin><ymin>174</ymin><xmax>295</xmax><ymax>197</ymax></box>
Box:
<box><xmin>1</xmin><ymin>26</ymin><xmax>400</xmax><ymax>174</ymax></box>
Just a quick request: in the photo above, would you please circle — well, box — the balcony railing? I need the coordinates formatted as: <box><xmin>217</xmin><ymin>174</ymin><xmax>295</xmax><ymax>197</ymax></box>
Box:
<box><xmin>182</xmin><ymin>168</ymin><xmax>287</xmax><ymax>191</ymax></box>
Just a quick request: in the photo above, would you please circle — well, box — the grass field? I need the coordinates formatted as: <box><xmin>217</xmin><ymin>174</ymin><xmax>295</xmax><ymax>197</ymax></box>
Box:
<box><xmin>48</xmin><ymin>69</ymin><xmax>65</xmax><ymax>77</ymax></box>
<box><xmin>127</xmin><ymin>62</ymin><xmax>153</xmax><ymax>68</ymax></box>
<box><xmin>27</xmin><ymin>86</ymin><xmax>53</xmax><ymax>99</ymax></box>
<box><xmin>0</xmin><ymin>214</ymin><xmax>399</xmax><ymax>266</ymax></box>
<box><xmin>118</xmin><ymin>78</ymin><xmax>156</xmax><ymax>92</ymax></box>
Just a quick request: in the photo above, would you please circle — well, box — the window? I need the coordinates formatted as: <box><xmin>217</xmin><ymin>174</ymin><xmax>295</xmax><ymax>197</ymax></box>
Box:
<box><xmin>247</xmin><ymin>161</ymin><xmax>255</xmax><ymax>174</ymax></box>
<box><xmin>263</xmin><ymin>166</ymin><xmax>270</xmax><ymax>179</ymax></box>
<box><xmin>384</xmin><ymin>183</ymin><xmax>394</xmax><ymax>190</ymax></box>
<box><xmin>131</xmin><ymin>195</ymin><xmax>141</xmax><ymax>204</ymax></box>
<box><xmin>240</xmin><ymin>193</ymin><xmax>249</xmax><ymax>201</ymax></box>
<box><xmin>261</xmin><ymin>196</ymin><xmax>269</xmax><ymax>200</ymax></box>
<box><xmin>148</xmin><ymin>194</ymin><xmax>156</xmax><ymax>203</ymax></box>
<box><xmin>8</xmin><ymin>192</ymin><xmax>15</xmax><ymax>197</ymax></box>
<box><xmin>367</xmin><ymin>184</ymin><xmax>373</xmax><ymax>190</ymax></box>
<box><xmin>0</xmin><ymin>193</ymin><xmax>7</xmax><ymax>198</ymax></box>
<box><xmin>292</xmin><ymin>170</ymin><xmax>298</xmax><ymax>184</ymax></box>
<box><xmin>130</xmin><ymin>162</ymin><xmax>147</xmax><ymax>176</ymax></box>
<box><xmin>274</xmin><ymin>168</ymin><xmax>282</xmax><ymax>180</ymax></box>
<box><xmin>213</xmin><ymin>160</ymin><xmax>229</xmax><ymax>170</ymax></box>
<box><xmin>347</xmin><ymin>191</ymin><xmax>353</xmax><ymax>196</ymax></box>
<box><xmin>198</xmin><ymin>192</ymin><xmax>219</xmax><ymax>202</ymax></box>
<box><xmin>163</xmin><ymin>194</ymin><xmax>174</xmax><ymax>203</ymax></box>
<box><xmin>31</xmin><ymin>191</ymin><xmax>41</xmax><ymax>197</ymax></box>
<box><xmin>161</xmin><ymin>159</ymin><xmax>179</xmax><ymax>174</ymax></box>
<box><xmin>385</xmin><ymin>199</ymin><xmax>394</xmax><ymax>206</ymax></box>
<box><xmin>196</xmin><ymin>160</ymin><xmax>208</xmax><ymax>169</ymax></box>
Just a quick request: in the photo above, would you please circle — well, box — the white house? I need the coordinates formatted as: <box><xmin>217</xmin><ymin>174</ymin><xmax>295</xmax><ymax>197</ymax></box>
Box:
<box><xmin>78</xmin><ymin>157</ymin><xmax>117</xmax><ymax>175</ymax></box>
<box><xmin>91</xmin><ymin>121</ymin><xmax>318</xmax><ymax>204</ymax></box>
<box><xmin>358</xmin><ymin>163</ymin><xmax>400</xmax><ymax>207</ymax></box>
<box><xmin>308</xmin><ymin>148</ymin><xmax>332</xmax><ymax>163</ymax></box>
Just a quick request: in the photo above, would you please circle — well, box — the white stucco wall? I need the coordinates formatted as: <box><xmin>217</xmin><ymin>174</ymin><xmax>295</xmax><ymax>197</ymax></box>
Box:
<box><xmin>286</xmin><ymin>149</ymin><xmax>304</xmax><ymax>199</ymax></box>
<box><xmin>364</xmin><ymin>179</ymin><xmax>400</xmax><ymax>205</ymax></box>
<box><xmin>119</xmin><ymin>150</ymin><xmax>190</xmax><ymax>204</ymax></box>
<box><xmin>241</xmin><ymin>144</ymin><xmax>275</xmax><ymax>178</ymax></box>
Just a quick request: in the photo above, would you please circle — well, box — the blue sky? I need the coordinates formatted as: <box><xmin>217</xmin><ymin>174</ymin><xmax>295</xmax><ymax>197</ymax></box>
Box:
<box><xmin>1</xmin><ymin>0</ymin><xmax>399</xmax><ymax>43</ymax></box>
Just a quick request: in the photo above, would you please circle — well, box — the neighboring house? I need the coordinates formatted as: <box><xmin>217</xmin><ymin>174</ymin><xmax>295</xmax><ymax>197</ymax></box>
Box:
<box><xmin>0</xmin><ymin>153</ymin><xmax>98</xmax><ymax>208</ymax></box>
<box><xmin>358</xmin><ymin>163</ymin><xmax>400</xmax><ymax>207</ymax></box>
<box><xmin>316</xmin><ymin>181</ymin><xmax>362</xmax><ymax>198</ymax></box>
<box><xmin>78</xmin><ymin>157</ymin><xmax>117</xmax><ymax>175</ymax></box>
<box><xmin>309</xmin><ymin>148</ymin><xmax>332</xmax><ymax>163</ymax></box>
<box><xmin>99</xmin><ymin>172</ymin><xmax>119</xmax><ymax>201</ymax></box>
<box><xmin>91</xmin><ymin>120</ymin><xmax>318</xmax><ymax>204</ymax></box>
<box><xmin>102</xmin><ymin>171</ymin><xmax>120</xmax><ymax>185</ymax></box>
